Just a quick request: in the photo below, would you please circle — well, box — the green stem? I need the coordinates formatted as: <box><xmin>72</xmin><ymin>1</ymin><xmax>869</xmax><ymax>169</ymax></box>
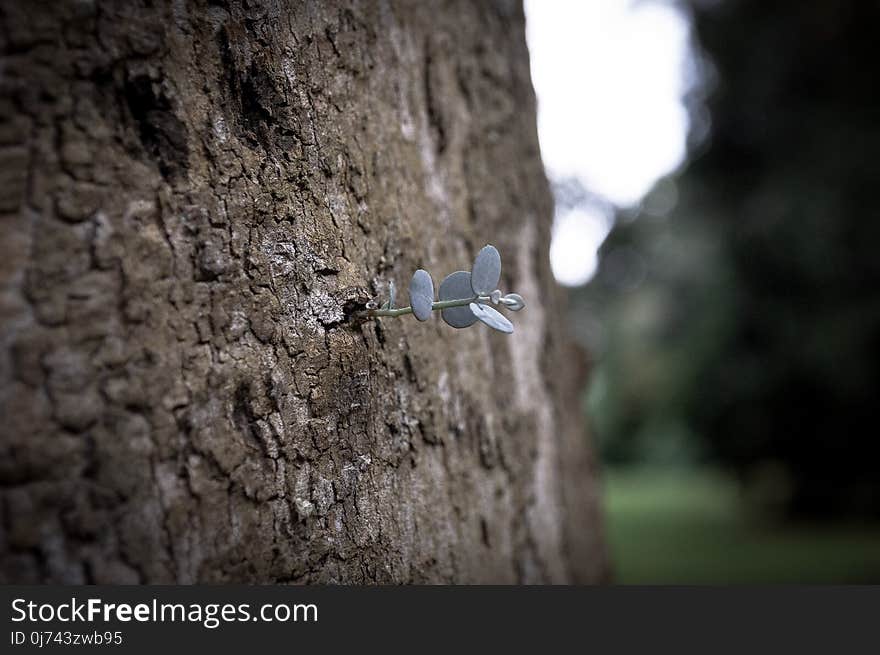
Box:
<box><xmin>366</xmin><ymin>295</ymin><xmax>489</xmax><ymax>318</ymax></box>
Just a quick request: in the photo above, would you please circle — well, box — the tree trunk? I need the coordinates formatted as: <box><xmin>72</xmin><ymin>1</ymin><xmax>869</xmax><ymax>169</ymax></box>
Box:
<box><xmin>0</xmin><ymin>0</ymin><xmax>607</xmax><ymax>583</ymax></box>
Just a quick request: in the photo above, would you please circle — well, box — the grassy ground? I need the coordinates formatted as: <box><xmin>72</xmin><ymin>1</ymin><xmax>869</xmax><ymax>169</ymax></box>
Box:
<box><xmin>603</xmin><ymin>468</ymin><xmax>880</xmax><ymax>584</ymax></box>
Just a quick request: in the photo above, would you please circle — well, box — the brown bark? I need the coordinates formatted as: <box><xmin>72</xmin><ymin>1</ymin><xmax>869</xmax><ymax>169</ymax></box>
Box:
<box><xmin>0</xmin><ymin>0</ymin><xmax>607</xmax><ymax>583</ymax></box>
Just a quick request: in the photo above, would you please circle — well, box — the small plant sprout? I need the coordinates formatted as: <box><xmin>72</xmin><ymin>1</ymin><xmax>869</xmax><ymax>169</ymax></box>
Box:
<box><xmin>362</xmin><ymin>244</ymin><xmax>526</xmax><ymax>334</ymax></box>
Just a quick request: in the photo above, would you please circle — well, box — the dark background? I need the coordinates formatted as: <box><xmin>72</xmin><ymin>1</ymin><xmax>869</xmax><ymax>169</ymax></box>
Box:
<box><xmin>567</xmin><ymin>0</ymin><xmax>880</xmax><ymax>582</ymax></box>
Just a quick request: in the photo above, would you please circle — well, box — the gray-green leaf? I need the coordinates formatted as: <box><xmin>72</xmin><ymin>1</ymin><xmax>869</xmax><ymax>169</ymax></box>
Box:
<box><xmin>439</xmin><ymin>271</ymin><xmax>478</xmax><ymax>328</ymax></box>
<box><xmin>469</xmin><ymin>302</ymin><xmax>514</xmax><ymax>334</ymax></box>
<box><xmin>500</xmin><ymin>293</ymin><xmax>525</xmax><ymax>311</ymax></box>
<box><xmin>409</xmin><ymin>269</ymin><xmax>434</xmax><ymax>321</ymax></box>
<box><xmin>471</xmin><ymin>244</ymin><xmax>501</xmax><ymax>295</ymax></box>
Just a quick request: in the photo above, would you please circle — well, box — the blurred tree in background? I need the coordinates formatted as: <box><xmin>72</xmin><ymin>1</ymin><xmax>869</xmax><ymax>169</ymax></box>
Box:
<box><xmin>577</xmin><ymin>0</ymin><xmax>880</xmax><ymax>519</ymax></box>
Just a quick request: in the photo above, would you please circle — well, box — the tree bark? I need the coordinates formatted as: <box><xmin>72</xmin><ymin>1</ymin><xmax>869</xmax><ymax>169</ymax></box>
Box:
<box><xmin>0</xmin><ymin>0</ymin><xmax>607</xmax><ymax>583</ymax></box>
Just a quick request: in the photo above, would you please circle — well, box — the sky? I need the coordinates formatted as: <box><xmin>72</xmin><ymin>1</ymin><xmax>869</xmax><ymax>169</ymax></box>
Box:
<box><xmin>524</xmin><ymin>0</ymin><xmax>694</xmax><ymax>286</ymax></box>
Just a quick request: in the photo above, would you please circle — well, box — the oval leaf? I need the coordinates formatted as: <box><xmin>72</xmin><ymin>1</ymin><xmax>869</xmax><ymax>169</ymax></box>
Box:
<box><xmin>439</xmin><ymin>271</ymin><xmax>477</xmax><ymax>328</ymax></box>
<box><xmin>469</xmin><ymin>302</ymin><xmax>514</xmax><ymax>334</ymax></box>
<box><xmin>500</xmin><ymin>293</ymin><xmax>525</xmax><ymax>311</ymax></box>
<box><xmin>471</xmin><ymin>244</ymin><xmax>501</xmax><ymax>295</ymax></box>
<box><xmin>409</xmin><ymin>269</ymin><xmax>434</xmax><ymax>321</ymax></box>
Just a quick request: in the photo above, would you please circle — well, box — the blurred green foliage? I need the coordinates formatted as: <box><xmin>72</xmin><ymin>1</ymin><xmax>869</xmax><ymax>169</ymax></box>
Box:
<box><xmin>605</xmin><ymin>468</ymin><xmax>880</xmax><ymax>583</ymax></box>
<box><xmin>572</xmin><ymin>0</ymin><xmax>880</xmax><ymax>520</ymax></box>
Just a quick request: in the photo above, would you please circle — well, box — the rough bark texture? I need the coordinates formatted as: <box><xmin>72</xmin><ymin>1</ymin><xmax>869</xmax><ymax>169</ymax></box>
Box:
<box><xmin>0</xmin><ymin>0</ymin><xmax>607</xmax><ymax>583</ymax></box>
